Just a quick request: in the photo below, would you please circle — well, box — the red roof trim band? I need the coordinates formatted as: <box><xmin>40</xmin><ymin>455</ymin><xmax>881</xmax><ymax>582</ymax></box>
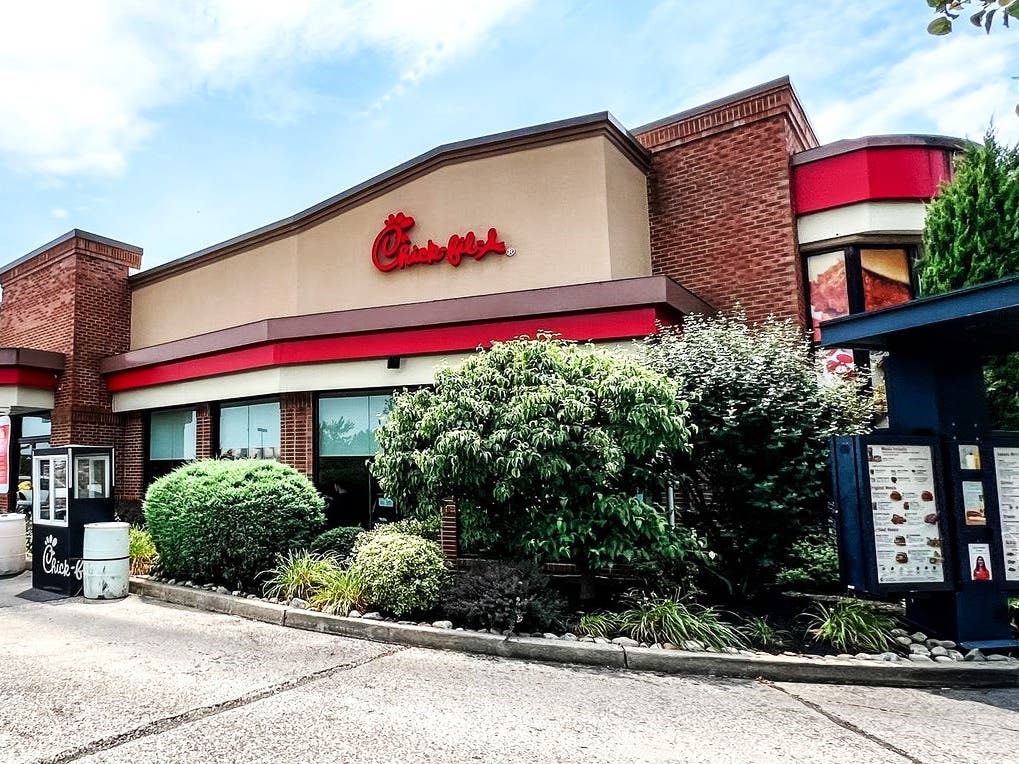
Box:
<box><xmin>0</xmin><ymin>367</ymin><xmax>60</xmax><ymax>389</ymax></box>
<box><xmin>106</xmin><ymin>308</ymin><xmax>665</xmax><ymax>392</ymax></box>
<box><xmin>793</xmin><ymin>146</ymin><xmax>953</xmax><ymax>215</ymax></box>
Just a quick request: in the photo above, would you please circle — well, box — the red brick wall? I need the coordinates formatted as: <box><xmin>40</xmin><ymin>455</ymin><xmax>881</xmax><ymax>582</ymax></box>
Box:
<box><xmin>280</xmin><ymin>392</ymin><xmax>313</xmax><ymax>479</ymax></box>
<box><xmin>195</xmin><ymin>403</ymin><xmax>213</xmax><ymax>459</ymax></box>
<box><xmin>636</xmin><ymin>81</ymin><xmax>817</xmax><ymax>325</ymax></box>
<box><xmin>117</xmin><ymin>411</ymin><xmax>145</xmax><ymax>501</ymax></box>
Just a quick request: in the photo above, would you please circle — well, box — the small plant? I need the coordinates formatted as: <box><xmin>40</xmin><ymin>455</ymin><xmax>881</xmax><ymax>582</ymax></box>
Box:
<box><xmin>804</xmin><ymin>599</ymin><xmax>896</xmax><ymax>654</ymax></box>
<box><xmin>575</xmin><ymin>612</ymin><xmax>618</xmax><ymax>640</ymax></box>
<box><xmin>743</xmin><ymin>615</ymin><xmax>789</xmax><ymax>649</ymax></box>
<box><xmin>309</xmin><ymin>567</ymin><xmax>369</xmax><ymax>615</ymax></box>
<box><xmin>310</xmin><ymin>526</ymin><xmax>364</xmax><ymax>561</ymax></box>
<box><xmin>350</xmin><ymin>531</ymin><xmax>448</xmax><ymax>616</ymax></box>
<box><xmin>128</xmin><ymin>527</ymin><xmax>158</xmax><ymax>575</ymax></box>
<box><xmin>776</xmin><ymin>537</ymin><xmax>841</xmax><ymax>589</ymax></box>
<box><xmin>262</xmin><ymin>550</ymin><xmax>340</xmax><ymax>602</ymax></box>
<box><xmin>441</xmin><ymin>560</ymin><xmax>565</xmax><ymax>632</ymax></box>
<box><xmin>618</xmin><ymin>592</ymin><xmax>748</xmax><ymax>649</ymax></box>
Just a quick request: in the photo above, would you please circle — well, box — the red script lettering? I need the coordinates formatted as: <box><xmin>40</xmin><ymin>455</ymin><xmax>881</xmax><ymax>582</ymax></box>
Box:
<box><xmin>372</xmin><ymin>212</ymin><xmax>509</xmax><ymax>272</ymax></box>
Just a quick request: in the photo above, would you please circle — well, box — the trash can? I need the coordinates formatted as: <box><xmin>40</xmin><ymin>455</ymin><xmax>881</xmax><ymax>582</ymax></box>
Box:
<box><xmin>82</xmin><ymin>522</ymin><xmax>129</xmax><ymax>600</ymax></box>
<box><xmin>0</xmin><ymin>513</ymin><xmax>27</xmax><ymax>575</ymax></box>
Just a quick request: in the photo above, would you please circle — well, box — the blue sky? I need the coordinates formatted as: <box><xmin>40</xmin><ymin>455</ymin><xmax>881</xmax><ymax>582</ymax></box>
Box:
<box><xmin>1</xmin><ymin>1</ymin><xmax>1017</xmax><ymax>271</ymax></box>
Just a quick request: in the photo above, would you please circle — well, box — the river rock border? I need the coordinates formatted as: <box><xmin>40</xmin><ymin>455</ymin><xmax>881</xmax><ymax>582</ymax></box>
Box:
<box><xmin>128</xmin><ymin>577</ymin><xmax>1019</xmax><ymax>688</ymax></box>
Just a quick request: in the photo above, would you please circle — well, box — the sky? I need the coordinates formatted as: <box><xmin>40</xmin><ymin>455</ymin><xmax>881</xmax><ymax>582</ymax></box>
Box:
<box><xmin>1</xmin><ymin>1</ymin><xmax>1017</xmax><ymax>271</ymax></box>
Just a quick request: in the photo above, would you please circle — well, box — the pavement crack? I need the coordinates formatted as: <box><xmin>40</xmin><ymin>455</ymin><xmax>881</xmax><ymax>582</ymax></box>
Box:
<box><xmin>34</xmin><ymin>647</ymin><xmax>404</xmax><ymax>764</ymax></box>
<box><xmin>759</xmin><ymin>680</ymin><xmax>929</xmax><ymax>764</ymax></box>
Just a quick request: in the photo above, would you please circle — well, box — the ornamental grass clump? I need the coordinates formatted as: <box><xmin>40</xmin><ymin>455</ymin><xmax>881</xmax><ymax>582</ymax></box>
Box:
<box><xmin>618</xmin><ymin>592</ymin><xmax>748</xmax><ymax>649</ymax></box>
<box><xmin>349</xmin><ymin>531</ymin><xmax>447</xmax><ymax>616</ymax></box>
<box><xmin>128</xmin><ymin>526</ymin><xmax>158</xmax><ymax>575</ymax></box>
<box><xmin>575</xmin><ymin>612</ymin><xmax>619</xmax><ymax>640</ymax></box>
<box><xmin>804</xmin><ymin>599</ymin><xmax>896</xmax><ymax>654</ymax></box>
<box><xmin>262</xmin><ymin>550</ymin><xmax>340</xmax><ymax>602</ymax></box>
<box><xmin>308</xmin><ymin>567</ymin><xmax>369</xmax><ymax>615</ymax></box>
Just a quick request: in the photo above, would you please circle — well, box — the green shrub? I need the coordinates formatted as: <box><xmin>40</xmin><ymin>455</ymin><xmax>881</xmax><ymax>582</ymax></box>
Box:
<box><xmin>128</xmin><ymin>527</ymin><xmax>158</xmax><ymax>567</ymax></box>
<box><xmin>263</xmin><ymin>550</ymin><xmax>340</xmax><ymax>602</ymax></box>
<box><xmin>618</xmin><ymin>592</ymin><xmax>748</xmax><ymax>649</ymax></box>
<box><xmin>804</xmin><ymin>599</ymin><xmax>896</xmax><ymax>653</ymax></box>
<box><xmin>385</xmin><ymin>514</ymin><xmax>441</xmax><ymax>541</ymax></box>
<box><xmin>350</xmin><ymin>531</ymin><xmax>447</xmax><ymax>616</ymax></box>
<box><xmin>776</xmin><ymin>537</ymin><xmax>841</xmax><ymax>589</ymax></box>
<box><xmin>310</xmin><ymin>526</ymin><xmax>363</xmax><ymax>560</ymax></box>
<box><xmin>742</xmin><ymin>615</ymin><xmax>789</xmax><ymax>650</ymax></box>
<box><xmin>309</xmin><ymin>567</ymin><xmax>369</xmax><ymax>615</ymax></box>
<box><xmin>145</xmin><ymin>459</ymin><xmax>325</xmax><ymax>588</ymax></box>
<box><xmin>575</xmin><ymin>612</ymin><xmax>618</xmax><ymax>640</ymax></box>
<box><xmin>441</xmin><ymin>560</ymin><xmax>565</xmax><ymax>632</ymax></box>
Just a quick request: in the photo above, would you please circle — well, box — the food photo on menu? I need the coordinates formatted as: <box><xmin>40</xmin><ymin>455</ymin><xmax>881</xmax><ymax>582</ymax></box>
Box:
<box><xmin>867</xmin><ymin>444</ymin><xmax>944</xmax><ymax>585</ymax></box>
<box><xmin>962</xmin><ymin>481</ymin><xmax>987</xmax><ymax>526</ymax></box>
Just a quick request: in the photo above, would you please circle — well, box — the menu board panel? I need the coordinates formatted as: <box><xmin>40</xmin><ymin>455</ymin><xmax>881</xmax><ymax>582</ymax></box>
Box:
<box><xmin>992</xmin><ymin>447</ymin><xmax>1019</xmax><ymax>582</ymax></box>
<box><xmin>867</xmin><ymin>444</ymin><xmax>945</xmax><ymax>585</ymax></box>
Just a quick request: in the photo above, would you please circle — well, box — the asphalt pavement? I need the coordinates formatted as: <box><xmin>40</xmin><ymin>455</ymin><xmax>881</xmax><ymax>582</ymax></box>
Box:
<box><xmin>1</xmin><ymin>570</ymin><xmax>1017</xmax><ymax>763</ymax></box>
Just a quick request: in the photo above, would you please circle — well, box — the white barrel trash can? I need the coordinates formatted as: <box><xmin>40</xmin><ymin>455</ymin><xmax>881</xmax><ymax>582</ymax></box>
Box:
<box><xmin>0</xmin><ymin>513</ymin><xmax>27</xmax><ymax>576</ymax></box>
<box><xmin>82</xmin><ymin>522</ymin><xmax>130</xmax><ymax>600</ymax></box>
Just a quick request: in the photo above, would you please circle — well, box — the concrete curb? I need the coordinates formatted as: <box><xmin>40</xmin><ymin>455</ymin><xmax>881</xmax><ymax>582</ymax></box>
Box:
<box><xmin>129</xmin><ymin>578</ymin><xmax>1019</xmax><ymax>688</ymax></box>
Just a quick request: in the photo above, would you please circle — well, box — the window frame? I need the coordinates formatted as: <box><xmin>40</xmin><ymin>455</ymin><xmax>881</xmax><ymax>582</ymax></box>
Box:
<box><xmin>216</xmin><ymin>396</ymin><xmax>282</xmax><ymax>460</ymax></box>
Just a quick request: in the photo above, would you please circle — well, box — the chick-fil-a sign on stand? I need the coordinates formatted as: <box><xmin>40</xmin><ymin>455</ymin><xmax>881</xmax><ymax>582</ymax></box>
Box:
<box><xmin>371</xmin><ymin>212</ymin><xmax>515</xmax><ymax>272</ymax></box>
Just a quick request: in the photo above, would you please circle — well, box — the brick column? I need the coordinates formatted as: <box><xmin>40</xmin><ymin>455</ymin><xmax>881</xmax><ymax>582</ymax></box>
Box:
<box><xmin>439</xmin><ymin>497</ymin><xmax>459</xmax><ymax>562</ymax></box>
<box><xmin>195</xmin><ymin>403</ymin><xmax>213</xmax><ymax>460</ymax></box>
<box><xmin>280</xmin><ymin>392</ymin><xmax>313</xmax><ymax>479</ymax></box>
<box><xmin>116</xmin><ymin>411</ymin><xmax>145</xmax><ymax>501</ymax></box>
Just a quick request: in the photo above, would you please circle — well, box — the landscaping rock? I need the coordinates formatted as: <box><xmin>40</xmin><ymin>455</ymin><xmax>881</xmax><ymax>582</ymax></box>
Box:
<box><xmin>964</xmin><ymin>649</ymin><xmax>987</xmax><ymax>662</ymax></box>
<box><xmin>890</xmin><ymin>628</ymin><xmax>909</xmax><ymax>638</ymax></box>
<box><xmin>894</xmin><ymin>636</ymin><xmax>913</xmax><ymax>648</ymax></box>
<box><xmin>542</xmin><ymin>633</ymin><xmax>559</xmax><ymax>640</ymax></box>
<box><xmin>854</xmin><ymin>653</ymin><xmax>873</xmax><ymax>660</ymax></box>
<box><xmin>501</xmin><ymin>629</ymin><xmax>514</xmax><ymax>636</ymax></box>
<box><xmin>594</xmin><ymin>637</ymin><xmax>609</xmax><ymax>644</ymax></box>
<box><xmin>910</xmin><ymin>632</ymin><xmax>927</xmax><ymax>643</ymax></box>
<box><xmin>935</xmin><ymin>639</ymin><xmax>957</xmax><ymax>650</ymax></box>
<box><xmin>908</xmin><ymin>654</ymin><xmax>933</xmax><ymax>663</ymax></box>
<box><xmin>611</xmin><ymin>636</ymin><xmax>639</xmax><ymax>647</ymax></box>
<box><xmin>184</xmin><ymin>581</ymin><xmax>194</xmax><ymax>588</ymax></box>
<box><xmin>562</xmin><ymin>633</ymin><xmax>578</xmax><ymax>641</ymax></box>
<box><xmin>431</xmin><ymin>620</ymin><xmax>453</xmax><ymax>629</ymax></box>
<box><xmin>167</xmin><ymin>579</ymin><xmax>177</xmax><ymax>586</ymax></box>
<box><xmin>362</xmin><ymin>611</ymin><xmax>383</xmax><ymax>620</ymax></box>
<box><xmin>682</xmin><ymin>640</ymin><xmax>705</xmax><ymax>652</ymax></box>
<box><xmin>722</xmin><ymin>646</ymin><xmax>740</xmax><ymax>655</ymax></box>
<box><xmin>581</xmin><ymin>637</ymin><xmax>595</xmax><ymax>643</ymax></box>
<box><xmin>948</xmin><ymin>650</ymin><xmax>965</xmax><ymax>661</ymax></box>
<box><xmin>663</xmin><ymin>643</ymin><xmax>679</xmax><ymax>651</ymax></box>
<box><xmin>836</xmin><ymin>653</ymin><xmax>853</xmax><ymax>660</ymax></box>
<box><xmin>231</xmin><ymin>590</ymin><xmax>241</xmax><ymax>597</ymax></box>
<box><xmin>348</xmin><ymin>610</ymin><xmax>362</xmax><ymax>618</ymax></box>
<box><xmin>935</xmin><ymin>656</ymin><xmax>955</xmax><ymax>663</ymax></box>
<box><xmin>214</xmin><ymin>586</ymin><xmax>230</xmax><ymax>595</ymax></box>
<box><xmin>878</xmin><ymin>652</ymin><xmax>899</xmax><ymax>662</ymax></box>
<box><xmin>418</xmin><ymin>622</ymin><xmax>430</xmax><ymax>627</ymax></box>
<box><xmin>289</xmin><ymin>597</ymin><xmax>309</xmax><ymax>609</ymax></box>
<box><xmin>908</xmin><ymin>644</ymin><xmax>930</xmax><ymax>655</ymax></box>
<box><xmin>930</xmin><ymin>646</ymin><xmax>949</xmax><ymax>658</ymax></box>
<box><xmin>246</xmin><ymin>594</ymin><xmax>258</xmax><ymax>599</ymax></box>
<box><xmin>987</xmin><ymin>654</ymin><xmax>1009</xmax><ymax>662</ymax></box>
<box><xmin>202</xmin><ymin>584</ymin><xmax>215</xmax><ymax>591</ymax></box>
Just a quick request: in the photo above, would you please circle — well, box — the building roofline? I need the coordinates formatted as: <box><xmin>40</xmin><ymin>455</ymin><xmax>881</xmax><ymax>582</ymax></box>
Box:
<box><xmin>793</xmin><ymin>134</ymin><xmax>969</xmax><ymax>166</ymax></box>
<box><xmin>129</xmin><ymin>112</ymin><xmax>650</xmax><ymax>288</ymax></box>
<box><xmin>1</xmin><ymin>229</ymin><xmax>143</xmax><ymax>278</ymax></box>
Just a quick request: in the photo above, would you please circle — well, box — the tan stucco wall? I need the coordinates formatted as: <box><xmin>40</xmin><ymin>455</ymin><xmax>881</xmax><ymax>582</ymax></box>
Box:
<box><xmin>129</xmin><ymin>135</ymin><xmax>651</xmax><ymax>348</ymax></box>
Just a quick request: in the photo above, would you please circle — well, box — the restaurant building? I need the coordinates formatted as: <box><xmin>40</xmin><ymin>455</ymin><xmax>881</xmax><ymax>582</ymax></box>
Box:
<box><xmin>0</xmin><ymin>76</ymin><xmax>964</xmax><ymax>523</ymax></box>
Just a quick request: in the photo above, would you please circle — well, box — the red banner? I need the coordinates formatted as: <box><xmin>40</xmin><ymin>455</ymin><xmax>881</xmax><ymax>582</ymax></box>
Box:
<box><xmin>372</xmin><ymin>212</ymin><xmax>511</xmax><ymax>272</ymax></box>
<box><xmin>0</xmin><ymin>415</ymin><xmax>10</xmax><ymax>495</ymax></box>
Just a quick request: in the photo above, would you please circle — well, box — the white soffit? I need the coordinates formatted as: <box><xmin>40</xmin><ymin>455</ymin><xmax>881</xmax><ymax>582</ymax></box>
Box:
<box><xmin>797</xmin><ymin>201</ymin><xmax>926</xmax><ymax>245</ymax></box>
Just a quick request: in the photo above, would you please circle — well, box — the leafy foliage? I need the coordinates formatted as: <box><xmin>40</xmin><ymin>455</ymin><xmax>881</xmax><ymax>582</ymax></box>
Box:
<box><xmin>308</xmin><ymin>567</ymin><xmax>369</xmax><ymax>615</ymax></box>
<box><xmin>804</xmin><ymin>599</ymin><xmax>896</xmax><ymax>654</ymax></box>
<box><xmin>385</xmin><ymin>513</ymin><xmax>441</xmax><ymax>541</ymax></box>
<box><xmin>372</xmin><ymin>337</ymin><xmax>700</xmax><ymax>573</ymax></box>
<box><xmin>262</xmin><ymin>550</ymin><xmax>339</xmax><ymax>602</ymax></box>
<box><xmin>128</xmin><ymin>527</ymin><xmax>158</xmax><ymax>569</ymax></box>
<box><xmin>145</xmin><ymin>459</ymin><xmax>325</xmax><ymax>588</ymax></box>
<box><xmin>441</xmin><ymin>560</ymin><xmax>565</xmax><ymax>632</ymax></box>
<box><xmin>350</xmin><ymin>531</ymin><xmax>448</xmax><ymax>616</ymax></box>
<box><xmin>927</xmin><ymin>1</ymin><xmax>1019</xmax><ymax>37</ymax></box>
<box><xmin>775</xmin><ymin>536</ymin><xmax>842</xmax><ymax>589</ymax></box>
<box><xmin>742</xmin><ymin>616</ymin><xmax>789</xmax><ymax>649</ymax></box>
<box><xmin>310</xmin><ymin>526</ymin><xmax>364</xmax><ymax>561</ymax></box>
<box><xmin>642</xmin><ymin>312</ymin><xmax>872</xmax><ymax>595</ymax></box>
<box><xmin>917</xmin><ymin>132</ymin><xmax>1019</xmax><ymax>428</ymax></box>
<box><xmin>575</xmin><ymin>612</ymin><xmax>619</xmax><ymax>640</ymax></box>
<box><xmin>618</xmin><ymin>592</ymin><xmax>748</xmax><ymax>649</ymax></box>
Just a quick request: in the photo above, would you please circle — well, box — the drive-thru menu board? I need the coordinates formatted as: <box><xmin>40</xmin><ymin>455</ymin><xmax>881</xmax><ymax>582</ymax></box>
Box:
<box><xmin>992</xmin><ymin>447</ymin><xmax>1019</xmax><ymax>582</ymax></box>
<box><xmin>867</xmin><ymin>444</ymin><xmax>946</xmax><ymax>585</ymax></box>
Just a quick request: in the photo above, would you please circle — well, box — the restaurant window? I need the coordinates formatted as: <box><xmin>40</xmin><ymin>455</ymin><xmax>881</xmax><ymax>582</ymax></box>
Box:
<box><xmin>317</xmin><ymin>394</ymin><xmax>392</xmax><ymax>529</ymax></box>
<box><xmin>219</xmin><ymin>400</ymin><xmax>280</xmax><ymax>459</ymax></box>
<box><xmin>17</xmin><ymin>414</ymin><xmax>50</xmax><ymax>515</ymax></box>
<box><xmin>147</xmin><ymin>407</ymin><xmax>197</xmax><ymax>481</ymax></box>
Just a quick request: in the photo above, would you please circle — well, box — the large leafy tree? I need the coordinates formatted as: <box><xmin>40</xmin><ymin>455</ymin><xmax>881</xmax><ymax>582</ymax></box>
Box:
<box><xmin>927</xmin><ymin>1</ymin><xmax>1019</xmax><ymax>36</ymax></box>
<box><xmin>641</xmin><ymin>312</ymin><xmax>873</xmax><ymax>597</ymax></box>
<box><xmin>916</xmin><ymin>131</ymin><xmax>1019</xmax><ymax>427</ymax></box>
<box><xmin>371</xmin><ymin>337</ymin><xmax>700</xmax><ymax>591</ymax></box>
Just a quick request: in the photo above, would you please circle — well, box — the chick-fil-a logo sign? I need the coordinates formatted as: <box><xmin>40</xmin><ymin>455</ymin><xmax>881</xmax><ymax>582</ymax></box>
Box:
<box><xmin>42</xmin><ymin>534</ymin><xmax>82</xmax><ymax>580</ymax></box>
<box><xmin>371</xmin><ymin>212</ymin><xmax>515</xmax><ymax>273</ymax></box>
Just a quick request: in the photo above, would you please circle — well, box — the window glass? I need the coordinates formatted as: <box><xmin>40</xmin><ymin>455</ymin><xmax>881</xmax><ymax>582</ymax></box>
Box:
<box><xmin>75</xmin><ymin>456</ymin><xmax>110</xmax><ymax>499</ymax></box>
<box><xmin>22</xmin><ymin>415</ymin><xmax>50</xmax><ymax>438</ymax></box>
<box><xmin>52</xmin><ymin>457</ymin><xmax>67</xmax><ymax>522</ymax></box>
<box><xmin>36</xmin><ymin>459</ymin><xmax>51</xmax><ymax>522</ymax></box>
<box><xmin>150</xmin><ymin>409</ymin><xmax>197</xmax><ymax>460</ymax></box>
<box><xmin>219</xmin><ymin>401</ymin><xmax>280</xmax><ymax>459</ymax></box>
<box><xmin>319</xmin><ymin>395</ymin><xmax>392</xmax><ymax>457</ymax></box>
<box><xmin>861</xmin><ymin>248</ymin><xmax>912</xmax><ymax>312</ymax></box>
<box><xmin>807</xmin><ymin>251</ymin><xmax>849</xmax><ymax>342</ymax></box>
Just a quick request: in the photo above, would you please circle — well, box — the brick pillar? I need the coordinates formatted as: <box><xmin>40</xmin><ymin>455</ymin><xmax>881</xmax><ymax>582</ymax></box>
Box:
<box><xmin>280</xmin><ymin>392</ymin><xmax>313</xmax><ymax>479</ymax></box>
<box><xmin>116</xmin><ymin>411</ymin><xmax>145</xmax><ymax>501</ymax></box>
<box><xmin>439</xmin><ymin>497</ymin><xmax>459</xmax><ymax>562</ymax></box>
<box><xmin>195</xmin><ymin>403</ymin><xmax>213</xmax><ymax>460</ymax></box>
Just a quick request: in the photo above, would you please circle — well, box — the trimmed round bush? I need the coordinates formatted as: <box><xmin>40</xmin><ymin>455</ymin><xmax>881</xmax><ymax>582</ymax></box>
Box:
<box><xmin>310</xmin><ymin>526</ymin><xmax>364</xmax><ymax>560</ymax></box>
<box><xmin>350</xmin><ymin>531</ymin><xmax>447</xmax><ymax>616</ymax></box>
<box><xmin>145</xmin><ymin>459</ymin><xmax>325</xmax><ymax>588</ymax></box>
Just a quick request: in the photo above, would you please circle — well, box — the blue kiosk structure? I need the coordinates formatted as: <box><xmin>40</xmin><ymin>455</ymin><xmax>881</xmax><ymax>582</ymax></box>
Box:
<box><xmin>823</xmin><ymin>276</ymin><xmax>1019</xmax><ymax>649</ymax></box>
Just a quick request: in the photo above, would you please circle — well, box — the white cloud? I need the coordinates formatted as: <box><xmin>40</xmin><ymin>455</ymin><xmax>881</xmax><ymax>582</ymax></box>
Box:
<box><xmin>0</xmin><ymin>0</ymin><xmax>531</xmax><ymax>177</ymax></box>
<box><xmin>50</xmin><ymin>208</ymin><xmax>68</xmax><ymax>219</ymax></box>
